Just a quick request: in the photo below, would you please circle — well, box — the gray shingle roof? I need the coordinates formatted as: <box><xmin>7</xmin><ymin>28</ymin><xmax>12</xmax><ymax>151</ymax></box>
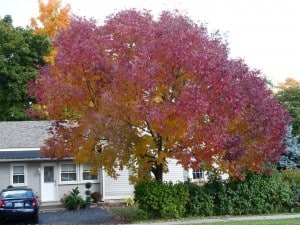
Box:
<box><xmin>0</xmin><ymin>121</ymin><xmax>51</xmax><ymax>149</ymax></box>
<box><xmin>0</xmin><ymin>121</ymin><xmax>74</xmax><ymax>161</ymax></box>
<box><xmin>0</xmin><ymin>150</ymin><xmax>47</xmax><ymax>160</ymax></box>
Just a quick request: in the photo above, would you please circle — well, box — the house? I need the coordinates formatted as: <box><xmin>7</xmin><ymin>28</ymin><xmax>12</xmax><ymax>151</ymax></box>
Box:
<box><xmin>0</xmin><ymin>121</ymin><xmax>229</xmax><ymax>205</ymax></box>
<box><xmin>1</xmin><ymin>121</ymin><xmax>207</xmax><ymax>205</ymax></box>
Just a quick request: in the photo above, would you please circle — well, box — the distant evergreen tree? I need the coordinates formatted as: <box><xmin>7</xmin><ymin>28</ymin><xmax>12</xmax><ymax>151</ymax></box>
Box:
<box><xmin>3</xmin><ymin>15</ymin><xmax>12</xmax><ymax>25</ymax></box>
<box><xmin>278</xmin><ymin>126</ymin><xmax>300</xmax><ymax>169</ymax></box>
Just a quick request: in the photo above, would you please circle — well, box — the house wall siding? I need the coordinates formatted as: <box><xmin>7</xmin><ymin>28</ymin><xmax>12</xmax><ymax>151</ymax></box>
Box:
<box><xmin>0</xmin><ymin>162</ymin><xmax>41</xmax><ymax>196</ymax></box>
<box><xmin>27</xmin><ymin>162</ymin><xmax>41</xmax><ymax>196</ymax></box>
<box><xmin>57</xmin><ymin>183</ymin><xmax>100</xmax><ymax>202</ymax></box>
<box><xmin>0</xmin><ymin>162</ymin><xmax>10</xmax><ymax>190</ymax></box>
<box><xmin>103</xmin><ymin>160</ymin><xmax>186</xmax><ymax>200</ymax></box>
<box><xmin>163</xmin><ymin>159</ymin><xmax>185</xmax><ymax>183</ymax></box>
<box><xmin>103</xmin><ymin>169</ymin><xmax>134</xmax><ymax>200</ymax></box>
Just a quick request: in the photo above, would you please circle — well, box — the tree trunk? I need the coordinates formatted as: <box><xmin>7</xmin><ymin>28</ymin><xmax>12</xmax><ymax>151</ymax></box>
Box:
<box><xmin>152</xmin><ymin>163</ymin><xmax>163</xmax><ymax>182</ymax></box>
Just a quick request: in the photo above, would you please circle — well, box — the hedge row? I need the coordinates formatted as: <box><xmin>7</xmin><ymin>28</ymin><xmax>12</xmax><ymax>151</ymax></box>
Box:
<box><xmin>134</xmin><ymin>180</ymin><xmax>189</xmax><ymax>218</ymax></box>
<box><xmin>134</xmin><ymin>172</ymin><xmax>296</xmax><ymax>219</ymax></box>
<box><xmin>281</xmin><ymin>169</ymin><xmax>300</xmax><ymax>206</ymax></box>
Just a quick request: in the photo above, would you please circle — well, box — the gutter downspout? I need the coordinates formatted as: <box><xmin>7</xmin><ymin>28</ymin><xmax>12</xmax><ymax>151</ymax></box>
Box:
<box><xmin>100</xmin><ymin>167</ymin><xmax>105</xmax><ymax>201</ymax></box>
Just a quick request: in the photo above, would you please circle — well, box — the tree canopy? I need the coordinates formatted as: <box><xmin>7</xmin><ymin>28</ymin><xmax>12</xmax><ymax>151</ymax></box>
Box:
<box><xmin>29</xmin><ymin>10</ymin><xmax>290</xmax><ymax>181</ymax></box>
<box><xmin>31</xmin><ymin>0</ymin><xmax>70</xmax><ymax>38</ymax></box>
<box><xmin>0</xmin><ymin>16</ymin><xmax>49</xmax><ymax>120</ymax></box>
<box><xmin>31</xmin><ymin>0</ymin><xmax>71</xmax><ymax>64</ymax></box>
<box><xmin>276</xmin><ymin>78</ymin><xmax>300</xmax><ymax>137</ymax></box>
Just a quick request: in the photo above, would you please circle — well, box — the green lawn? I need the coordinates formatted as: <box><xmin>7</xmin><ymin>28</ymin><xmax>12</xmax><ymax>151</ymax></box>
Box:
<box><xmin>190</xmin><ymin>219</ymin><xmax>300</xmax><ymax>225</ymax></box>
<box><xmin>109</xmin><ymin>205</ymin><xmax>147</xmax><ymax>223</ymax></box>
<box><xmin>109</xmin><ymin>206</ymin><xmax>300</xmax><ymax>224</ymax></box>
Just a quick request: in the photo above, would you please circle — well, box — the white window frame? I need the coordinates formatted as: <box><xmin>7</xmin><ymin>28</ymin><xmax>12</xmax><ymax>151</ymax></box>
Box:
<box><xmin>10</xmin><ymin>163</ymin><xmax>27</xmax><ymax>186</ymax></box>
<box><xmin>80</xmin><ymin>164</ymin><xmax>99</xmax><ymax>183</ymax></box>
<box><xmin>192</xmin><ymin>169</ymin><xmax>205</xmax><ymax>180</ymax></box>
<box><xmin>59</xmin><ymin>163</ymin><xmax>78</xmax><ymax>184</ymax></box>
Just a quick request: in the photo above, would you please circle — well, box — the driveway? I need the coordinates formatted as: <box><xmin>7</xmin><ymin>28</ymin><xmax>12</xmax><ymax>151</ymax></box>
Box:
<box><xmin>0</xmin><ymin>207</ymin><xmax>119</xmax><ymax>225</ymax></box>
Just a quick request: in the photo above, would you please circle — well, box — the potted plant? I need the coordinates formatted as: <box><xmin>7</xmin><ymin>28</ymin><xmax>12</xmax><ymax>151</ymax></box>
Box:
<box><xmin>61</xmin><ymin>187</ymin><xmax>85</xmax><ymax>210</ymax></box>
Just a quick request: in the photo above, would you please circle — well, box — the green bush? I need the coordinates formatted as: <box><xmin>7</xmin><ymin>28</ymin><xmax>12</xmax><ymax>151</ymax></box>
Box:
<box><xmin>134</xmin><ymin>173</ymin><xmax>294</xmax><ymax>219</ymax></box>
<box><xmin>250</xmin><ymin>173</ymin><xmax>292</xmax><ymax>213</ymax></box>
<box><xmin>85</xmin><ymin>190</ymin><xmax>91</xmax><ymax>196</ymax></box>
<box><xmin>281</xmin><ymin>169</ymin><xmax>300</xmax><ymax>206</ymax></box>
<box><xmin>226</xmin><ymin>173</ymin><xmax>292</xmax><ymax>214</ymax></box>
<box><xmin>61</xmin><ymin>187</ymin><xmax>85</xmax><ymax>210</ymax></box>
<box><xmin>134</xmin><ymin>181</ymin><xmax>189</xmax><ymax>219</ymax></box>
<box><xmin>185</xmin><ymin>182</ymin><xmax>214</xmax><ymax>216</ymax></box>
<box><xmin>85</xmin><ymin>182</ymin><xmax>92</xmax><ymax>189</ymax></box>
<box><xmin>186</xmin><ymin>172</ymin><xmax>294</xmax><ymax>217</ymax></box>
<box><xmin>85</xmin><ymin>182</ymin><xmax>92</xmax><ymax>204</ymax></box>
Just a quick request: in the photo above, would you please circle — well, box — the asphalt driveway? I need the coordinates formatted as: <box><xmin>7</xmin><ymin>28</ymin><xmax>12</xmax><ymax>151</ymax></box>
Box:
<box><xmin>0</xmin><ymin>207</ymin><xmax>119</xmax><ymax>225</ymax></box>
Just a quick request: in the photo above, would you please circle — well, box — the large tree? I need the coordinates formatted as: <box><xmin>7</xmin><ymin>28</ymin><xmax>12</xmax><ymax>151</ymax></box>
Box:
<box><xmin>29</xmin><ymin>10</ymin><xmax>290</xmax><ymax>181</ymax></box>
<box><xmin>0</xmin><ymin>16</ymin><xmax>49</xmax><ymax>121</ymax></box>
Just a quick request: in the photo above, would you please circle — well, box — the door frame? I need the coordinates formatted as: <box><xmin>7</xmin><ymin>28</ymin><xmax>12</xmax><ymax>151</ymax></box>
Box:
<box><xmin>40</xmin><ymin>162</ymin><xmax>58</xmax><ymax>202</ymax></box>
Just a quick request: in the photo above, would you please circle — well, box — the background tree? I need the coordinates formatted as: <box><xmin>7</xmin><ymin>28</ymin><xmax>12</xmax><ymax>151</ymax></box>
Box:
<box><xmin>2</xmin><ymin>15</ymin><xmax>13</xmax><ymax>25</ymax></box>
<box><xmin>29</xmin><ymin>10</ymin><xmax>290</xmax><ymax>181</ymax></box>
<box><xmin>0</xmin><ymin>16</ymin><xmax>49</xmax><ymax>120</ymax></box>
<box><xmin>278</xmin><ymin>126</ymin><xmax>300</xmax><ymax>169</ymax></box>
<box><xmin>276</xmin><ymin>78</ymin><xmax>300</xmax><ymax>168</ymax></box>
<box><xmin>276</xmin><ymin>78</ymin><xmax>300</xmax><ymax>137</ymax></box>
<box><xmin>30</xmin><ymin>0</ymin><xmax>71</xmax><ymax>64</ymax></box>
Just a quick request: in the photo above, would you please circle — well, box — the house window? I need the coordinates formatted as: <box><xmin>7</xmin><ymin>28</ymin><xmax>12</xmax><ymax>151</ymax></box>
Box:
<box><xmin>60</xmin><ymin>163</ymin><xmax>77</xmax><ymax>182</ymax></box>
<box><xmin>11</xmin><ymin>164</ymin><xmax>27</xmax><ymax>186</ymax></box>
<box><xmin>192</xmin><ymin>169</ymin><xmax>204</xmax><ymax>180</ymax></box>
<box><xmin>82</xmin><ymin>165</ymin><xmax>98</xmax><ymax>181</ymax></box>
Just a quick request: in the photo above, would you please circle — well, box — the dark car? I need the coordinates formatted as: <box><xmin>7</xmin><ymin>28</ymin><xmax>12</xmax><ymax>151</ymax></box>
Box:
<box><xmin>0</xmin><ymin>187</ymin><xmax>39</xmax><ymax>223</ymax></box>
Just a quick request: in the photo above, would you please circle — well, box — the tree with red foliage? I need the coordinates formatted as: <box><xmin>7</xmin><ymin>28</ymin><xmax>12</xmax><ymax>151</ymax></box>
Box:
<box><xmin>28</xmin><ymin>10</ymin><xmax>290</xmax><ymax>182</ymax></box>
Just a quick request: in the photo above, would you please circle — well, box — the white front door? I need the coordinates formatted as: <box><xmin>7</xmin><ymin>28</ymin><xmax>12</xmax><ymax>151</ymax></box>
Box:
<box><xmin>41</xmin><ymin>163</ymin><xmax>57</xmax><ymax>202</ymax></box>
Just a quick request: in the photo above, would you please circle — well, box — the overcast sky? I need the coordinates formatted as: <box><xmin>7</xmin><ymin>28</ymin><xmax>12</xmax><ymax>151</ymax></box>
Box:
<box><xmin>1</xmin><ymin>0</ymin><xmax>299</xmax><ymax>84</ymax></box>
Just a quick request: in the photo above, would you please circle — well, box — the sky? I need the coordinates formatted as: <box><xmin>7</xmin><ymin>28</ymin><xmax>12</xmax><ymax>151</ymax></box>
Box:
<box><xmin>1</xmin><ymin>0</ymin><xmax>299</xmax><ymax>85</ymax></box>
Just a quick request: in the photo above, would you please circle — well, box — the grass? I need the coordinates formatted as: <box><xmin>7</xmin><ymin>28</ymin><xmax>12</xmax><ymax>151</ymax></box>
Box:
<box><xmin>109</xmin><ymin>205</ymin><xmax>300</xmax><ymax>224</ymax></box>
<box><xmin>109</xmin><ymin>205</ymin><xmax>147</xmax><ymax>223</ymax></box>
<box><xmin>189</xmin><ymin>218</ymin><xmax>300</xmax><ymax>225</ymax></box>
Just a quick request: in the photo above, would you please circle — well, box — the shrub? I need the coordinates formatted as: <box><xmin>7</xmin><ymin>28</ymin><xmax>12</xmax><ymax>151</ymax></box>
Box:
<box><xmin>185</xmin><ymin>182</ymin><xmax>214</xmax><ymax>216</ymax></box>
<box><xmin>221</xmin><ymin>173</ymin><xmax>293</xmax><ymax>215</ymax></box>
<box><xmin>241</xmin><ymin>173</ymin><xmax>293</xmax><ymax>214</ymax></box>
<box><xmin>185</xmin><ymin>172</ymin><xmax>294</xmax><ymax>217</ymax></box>
<box><xmin>85</xmin><ymin>190</ymin><xmax>91</xmax><ymax>196</ymax></box>
<box><xmin>85</xmin><ymin>182</ymin><xmax>92</xmax><ymax>189</ymax></box>
<box><xmin>134</xmin><ymin>181</ymin><xmax>189</xmax><ymax>219</ymax></box>
<box><xmin>134</xmin><ymin>173</ymin><xmax>293</xmax><ymax>219</ymax></box>
<box><xmin>124</xmin><ymin>197</ymin><xmax>135</xmax><ymax>206</ymax></box>
<box><xmin>91</xmin><ymin>192</ymin><xmax>101</xmax><ymax>203</ymax></box>
<box><xmin>281</xmin><ymin>169</ymin><xmax>300</xmax><ymax>206</ymax></box>
<box><xmin>61</xmin><ymin>187</ymin><xmax>85</xmax><ymax>210</ymax></box>
<box><xmin>85</xmin><ymin>182</ymin><xmax>92</xmax><ymax>204</ymax></box>
<box><xmin>86</xmin><ymin>196</ymin><xmax>92</xmax><ymax>203</ymax></box>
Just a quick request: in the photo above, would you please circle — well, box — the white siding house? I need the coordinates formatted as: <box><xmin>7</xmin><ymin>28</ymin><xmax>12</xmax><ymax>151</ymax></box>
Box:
<box><xmin>0</xmin><ymin>121</ymin><xmax>196</xmax><ymax>205</ymax></box>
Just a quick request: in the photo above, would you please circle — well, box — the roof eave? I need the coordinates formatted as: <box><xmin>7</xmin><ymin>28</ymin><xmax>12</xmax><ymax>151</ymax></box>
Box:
<box><xmin>0</xmin><ymin>157</ymin><xmax>74</xmax><ymax>162</ymax></box>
